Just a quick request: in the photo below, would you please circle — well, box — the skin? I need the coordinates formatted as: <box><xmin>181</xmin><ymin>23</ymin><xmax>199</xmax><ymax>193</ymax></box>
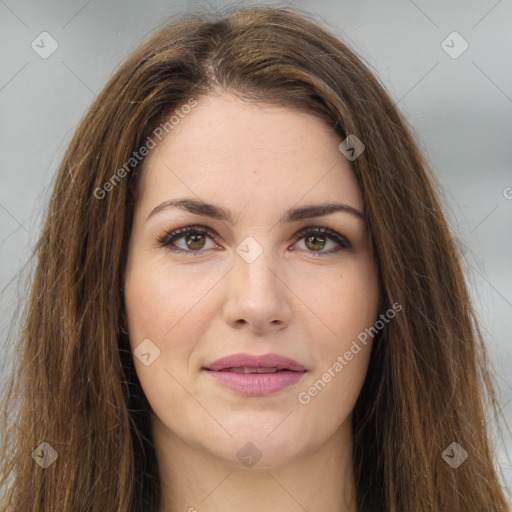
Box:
<box><xmin>124</xmin><ymin>93</ymin><xmax>380</xmax><ymax>512</ymax></box>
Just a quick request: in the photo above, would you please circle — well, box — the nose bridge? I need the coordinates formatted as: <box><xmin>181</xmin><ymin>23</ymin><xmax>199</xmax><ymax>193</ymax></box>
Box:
<box><xmin>223</xmin><ymin>233</ymin><xmax>292</xmax><ymax>331</ymax></box>
<box><xmin>234</xmin><ymin>234</ymin><xmax>280</xmax><ymax>298</ymax></box>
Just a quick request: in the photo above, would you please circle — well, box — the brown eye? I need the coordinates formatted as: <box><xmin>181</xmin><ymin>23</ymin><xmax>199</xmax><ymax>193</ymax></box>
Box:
<box><xmin>158</xmin><ymin>225</ymin><xmax>350</xmax><ymax>257</ymax></box>
<box><xmin>158</xmin><ymin>226</ymin><xmax>217</xmax><ymax>255</ymax></box>
<box><xmin>185</xmin><ymin>233</ymin><xmax>207</xmax><ymax>250</ymax></box>
<box><xmin>293</xmin><ymin>227</ymin><xmax>350</xmax><ymax>256</ymax></box>
<box><xmin>304</xmin><ymin>233</ymin><xmax>327</xmax><ymax>251</ymax></box>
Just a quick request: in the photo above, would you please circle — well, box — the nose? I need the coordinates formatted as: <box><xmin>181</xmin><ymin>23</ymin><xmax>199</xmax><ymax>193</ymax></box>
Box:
<box><xmin>222</xmin><ymin>246</ymin><xmax>293</xmax><ymax>334</ymax></box>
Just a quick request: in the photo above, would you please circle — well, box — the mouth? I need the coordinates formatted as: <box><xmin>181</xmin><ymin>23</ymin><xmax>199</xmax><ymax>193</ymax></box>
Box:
<box><xmin>204</xmin><ymin>352</ymin><xmax>307</xmax><ymax>372</ymax></box>
<box><xmin>202</xmin><ymin>353</ymin><xmax>308</xmax><ymax>395</ymax></box>
<box><xmin>206</xmin><ymin>367</ymin><xmax>301</xmax><ymax>374</ymax></box>
<box><xmin>202</xmin><ymin>368</ymin><xmax>307</xmax><ymax>395</ymax></box>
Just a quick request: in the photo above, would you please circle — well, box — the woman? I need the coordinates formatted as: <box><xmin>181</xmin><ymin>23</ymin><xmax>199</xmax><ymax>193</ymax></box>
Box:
<box><xmin>0</xmin><ymin>5</ymin><xmax>509</xmax><ymax>511</ymax></box>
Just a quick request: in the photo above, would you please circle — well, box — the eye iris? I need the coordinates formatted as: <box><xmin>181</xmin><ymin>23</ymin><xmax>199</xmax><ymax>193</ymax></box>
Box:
<box><xmin>305</xmin><ymin>234</ymin><xmax>326</xmax><ymax>251</ymax></box>
<box><xmin>186</xmin><ymin>233</ymin><xmax>206</xmax><ymax>250</ymax></box>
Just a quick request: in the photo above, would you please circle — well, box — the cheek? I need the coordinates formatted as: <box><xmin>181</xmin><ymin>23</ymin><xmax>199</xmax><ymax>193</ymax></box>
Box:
<box><xmin>292</xmin><ymin>254</ymin><xmax>378</xmax><ymax>408</ymax></box>
<box><xmin>124</xmin><ymin>265</ymin><xmax>166</xmax><ymax>347</ymax></box>
<box><xmin>295</xmin><ymin>255</ymin><xmax>379</xmax><ymax>347</ymax></box>
<box><xmin>124</xmin><ymin>254</ymin><xmax>223</xmax><ymax>388</ymax></box>
<box><xmin>124</xmin><ymin>255</ymin><xmax>210</xmax><ymax>342</ymax></box>
<box><xmin>294</xmin><ymin>268</ymin><xmax>378</xmax><ymax>432</ymax></box>
<box><xmin>123</xmin><ymin>259</ymin><xmax>204</xmax><ymax>415</ymax></box>
<box><xmin>300</xmin><ymin>350</ymin><xmax>371</xmax><ymax>439</ymax></box>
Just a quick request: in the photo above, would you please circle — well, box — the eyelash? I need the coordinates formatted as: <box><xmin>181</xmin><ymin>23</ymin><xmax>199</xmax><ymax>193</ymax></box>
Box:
<box><xmin>156</xmin><ymin>225</ymin><xmax>351</xmax><ymax>257</ymax></box>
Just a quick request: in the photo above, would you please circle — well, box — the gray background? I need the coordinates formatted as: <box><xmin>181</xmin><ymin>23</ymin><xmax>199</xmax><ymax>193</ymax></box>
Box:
<box><xmin>1</xmin><ymin>0</ymin><xmax>511</xmax><ymax>497</ymax></box>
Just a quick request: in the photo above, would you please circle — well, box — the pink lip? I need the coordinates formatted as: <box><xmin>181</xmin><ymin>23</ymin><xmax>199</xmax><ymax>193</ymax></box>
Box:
<box><xmin>203</xmin><ymin>352</ymin><xmax>308</xmax><ymax>396</ymax></box>
<box><xmin>204</xmin><ymin>352</ymin><xmax>307</xmax><ymax>372</ymax></box>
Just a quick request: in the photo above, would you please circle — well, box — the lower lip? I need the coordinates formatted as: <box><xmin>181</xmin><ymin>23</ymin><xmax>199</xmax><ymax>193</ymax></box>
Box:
<box><xmin>203</xmin><ymin>369</ymin><xmax>307</xmax><ymax>395</ymax></box>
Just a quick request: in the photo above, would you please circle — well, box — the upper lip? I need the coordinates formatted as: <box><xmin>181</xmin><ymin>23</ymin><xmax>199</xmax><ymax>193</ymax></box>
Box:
<box><xmin>204</xmin><ymin>353</ymin><xmax>307</xmax><ymax>372</ymax></box>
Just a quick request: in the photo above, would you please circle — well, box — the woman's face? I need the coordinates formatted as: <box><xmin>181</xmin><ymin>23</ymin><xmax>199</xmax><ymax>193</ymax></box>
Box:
<box><xmin>124</xmin><ymin>93</ymin><xmax>380</xmax><ymax>468</ymax></box>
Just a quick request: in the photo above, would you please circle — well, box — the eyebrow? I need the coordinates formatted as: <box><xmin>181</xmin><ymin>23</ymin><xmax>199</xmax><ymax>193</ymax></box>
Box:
<box><xmin>146</xmin><ymin>198</ymin><xmax>365</xmax><ymax>224</ymax></box>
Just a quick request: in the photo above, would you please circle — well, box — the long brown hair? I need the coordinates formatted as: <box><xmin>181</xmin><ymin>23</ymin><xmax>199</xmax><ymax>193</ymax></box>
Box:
<box><xmin>1</xmin><ymin>5</ymin><xmax>510</xmax><ymax>511</ymax></box>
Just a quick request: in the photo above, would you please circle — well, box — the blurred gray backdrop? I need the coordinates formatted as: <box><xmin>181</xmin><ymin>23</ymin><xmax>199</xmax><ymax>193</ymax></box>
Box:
<box><xmin>1</xmin><ymin>0</ymin><xmax>511</xmax><ymax>497</ymax></box>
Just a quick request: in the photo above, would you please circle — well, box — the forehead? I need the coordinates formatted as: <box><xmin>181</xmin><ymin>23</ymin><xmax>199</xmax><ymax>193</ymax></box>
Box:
<box><xmin>137</xmin><ymin>93</ymin><xmax>363</xmax><ymax>216</ymax></box>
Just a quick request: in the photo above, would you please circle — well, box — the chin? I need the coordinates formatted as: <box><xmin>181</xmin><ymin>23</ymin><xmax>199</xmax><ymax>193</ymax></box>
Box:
<box><xmin>201</xmin><ymin>429</ymin><xmax>309</xmax><ymax>470</ymax></box>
